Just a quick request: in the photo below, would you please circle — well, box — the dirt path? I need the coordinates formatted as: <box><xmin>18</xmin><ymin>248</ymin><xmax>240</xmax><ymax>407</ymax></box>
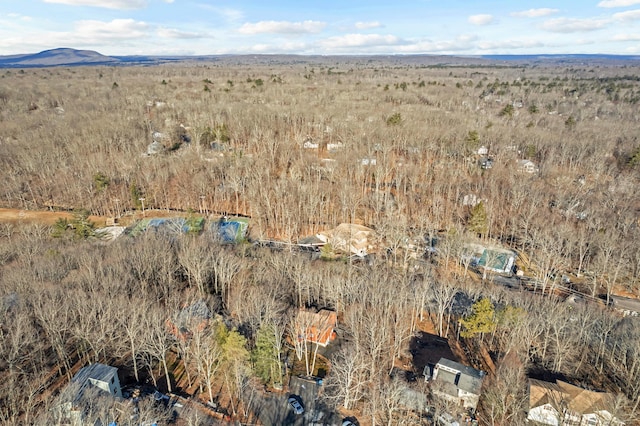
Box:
<box><xmin>0</xmin><ymin>208</ymin><xmax>108</xmax><ymax>226</ymax></box>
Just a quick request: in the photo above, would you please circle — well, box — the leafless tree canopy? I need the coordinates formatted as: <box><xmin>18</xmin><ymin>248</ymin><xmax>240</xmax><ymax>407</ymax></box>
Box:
<box><xmin>1</xmin><ymin>57</ymin><xmax>640</xmax><ymax>423</ymax></box>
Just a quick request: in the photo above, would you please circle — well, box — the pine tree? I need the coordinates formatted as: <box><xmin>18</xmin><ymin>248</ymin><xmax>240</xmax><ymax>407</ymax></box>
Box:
<box><xmin>251</xmin><ymin>324</ymin><xmax>280</xmax><ymax>386</ymax></box>
<box><xmin>467</xmin><ymin>201</ymin><xmax>489</xmax><ymax>237</ymax></box>
<box><xmin>460</xmin><ymin>298</ymin><xmax>496</xmax><ymax>338</ymax></box>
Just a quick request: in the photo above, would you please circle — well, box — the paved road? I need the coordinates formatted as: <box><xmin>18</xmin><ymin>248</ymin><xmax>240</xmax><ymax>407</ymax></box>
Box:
<box><xmin>255</xmin><ymin>376</ymin><xmax>340</xmax><ymax>426</ymax></box>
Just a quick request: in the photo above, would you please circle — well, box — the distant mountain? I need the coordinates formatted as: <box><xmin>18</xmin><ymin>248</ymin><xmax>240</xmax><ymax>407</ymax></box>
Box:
<box><xmin>0</xmin><ymin>48</ymin><xmax>120</xmax><ymax>67</ymax></box>
<box><xmin>478</xmin><ymin>53</ymin><xmax>640</xmax><ymax>65</ymax></box>
<box><xmin>0</xmin><ymin>48</ymin><xmax>639</xmax><ymax>68</ymax></box>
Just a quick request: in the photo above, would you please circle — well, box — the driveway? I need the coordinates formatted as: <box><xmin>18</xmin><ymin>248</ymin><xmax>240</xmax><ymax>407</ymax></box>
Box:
<box><xmin>254</xmin><ymin>376</ymin><xmax>340</xmax><ymax>425</ymax></box>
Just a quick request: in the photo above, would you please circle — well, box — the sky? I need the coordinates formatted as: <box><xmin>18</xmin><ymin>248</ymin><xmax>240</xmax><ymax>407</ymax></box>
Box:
<box><xmin>1</xmin><ymin>0</ymin><xmax>640</xmax><ymax>56</ymax></box>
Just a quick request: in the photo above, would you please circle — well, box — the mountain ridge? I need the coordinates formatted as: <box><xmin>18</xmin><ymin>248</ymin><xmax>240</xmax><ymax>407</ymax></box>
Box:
<box><xmin>0</xmin><ymin>48</ymin><xmax>639</xmax><ymax>68</ymax></box>
<box><xmin>0</xmin><ymin>48</ymin><xmax>120</xmax><ymax>66</ymax></box>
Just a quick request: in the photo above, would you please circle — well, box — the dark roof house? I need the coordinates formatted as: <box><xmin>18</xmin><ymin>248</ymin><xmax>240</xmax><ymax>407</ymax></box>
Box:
<box><xmin>424</xmin><ymin>358</ymin><xmax>485</xmax><ymax>411</ymax></box>
<box><xmin>167</xmin><ymin>299</ymin><xmax>212</xmax><ymax>340</ymax></box>
<box><xmin>53</xmin><ymin>363</ymin><xmax>122</xmax><ymax>424</ymax></box>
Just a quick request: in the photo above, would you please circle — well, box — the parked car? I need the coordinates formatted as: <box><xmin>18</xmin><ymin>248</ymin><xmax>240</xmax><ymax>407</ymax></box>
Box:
<box><xmin>342</xmin><ymin>421</ymin><xmax>356</xmax><ymax>426</ymax></box>
<box><xmin>287</xmin><ymin>395</ymin><xmax>304</xmax><ymax>415</ymax></box>
<box><xmin>437</xmin><ymin>412</ymin><xmax>460</xmax><ymax>426</ymax></box>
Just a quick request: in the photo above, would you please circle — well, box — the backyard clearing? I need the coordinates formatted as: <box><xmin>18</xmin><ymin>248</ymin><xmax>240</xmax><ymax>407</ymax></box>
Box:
<box><xmin>0</xmin><ymin>207</ymin><xmax>104</xmax><ymax>225</ymax></box>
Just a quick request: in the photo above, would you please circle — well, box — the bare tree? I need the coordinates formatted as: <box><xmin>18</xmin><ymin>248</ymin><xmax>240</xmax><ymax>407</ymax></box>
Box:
<box><xmin>323</xmin><ymin>346</ymin><xmax>369</xmax><ymax>411</ymax></box>
<box><xmin>190</xmin><ymin>326</ymin><xmax>222</xmax><ymax>405</ymax></box>
<box><xmin>430</xmin><ymin>279</ymin><xmax>458</xmax><ymax>337</ymax></box>
<box><xmin>178</xmin><ymin>235</ymin><xmax>214</xmax><ymax>295</ymax></box>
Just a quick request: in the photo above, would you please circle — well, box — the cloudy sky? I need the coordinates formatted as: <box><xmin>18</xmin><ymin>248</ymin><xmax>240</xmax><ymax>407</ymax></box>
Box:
<box><xmin>1</xmin><ymin>0</ymin><xmax>640</xmax><ymax>56</ymax></box>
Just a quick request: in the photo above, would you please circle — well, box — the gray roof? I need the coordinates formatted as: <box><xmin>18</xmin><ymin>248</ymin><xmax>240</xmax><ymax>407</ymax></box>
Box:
<box><xmin>177</xmin><ymin>300</ymin><xmax>211</xmax><ymax>324</ymax></box>
<box><xmin>66</xmin><ymin>363</ymin><xmax>118</xmax><ymax>404</ymax></box>
<box><xmin>72</xmin><ymin>363</ymin><xmax>118</xmax><ymax>386</ymax></box>
<box><xmin>435</xmin><ymin>358</ymin><xmax>485</xmax><ymax>395</ymax></box>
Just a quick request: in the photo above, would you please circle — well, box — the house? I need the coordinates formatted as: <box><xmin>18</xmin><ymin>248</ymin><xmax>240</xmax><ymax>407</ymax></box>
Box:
<box><xmin>72</xmin><ymin>363</ymin><xmax>122</xmax><ymax>398</ymax></box>
<box><xmin>610</xmin><ymin>295</ymin><xmax>640</xmax><ymax>317</ymax></box>
<box><xmin>478</xmin><ymin>157</ymin><xmax>493</xmax><ymax>170</ymax></box>
<box><xmin>53</xmin><ymin>363</ymin><xmax>122</xmax><ymax>425</ymax></box>
<box><xmin>212</xmin><ymin>217</ymin><xmax>249</xmax><ymax>243</ymax></box>
<box><xmin>296</xmin><ymin>309</ymin><xmax>337</xmax><ymax>347</ymax></box>
<box><xmin>167</xmin><ymin>299</ymin><xmax>212</xmax><ymax>340</ymax></box>
<box><xmin>517</xmin><ymin>159</ymin><xmax>539</xmax><ymax>174</ymax></box>
<box><xmin>462</xmin><ymin>194</ymin><xmax>482</xmax><ymax>207</ymax></box>
<box><xmin>146</xmin><ymin>140</ymin><xmax>164</xmax><ymax>155</ymax></box>
<box><xmin>424</xmin><ymin>358</ymin><xmax>485</xmax><ymax>411</ymax></box>
<box><xmin>477</xmin><ymin>247</ymin><xmax>517</xmax><ymax>275</ymax></box>
<box><xmin>360</xmin><ymin>158</ymin><xmax>377</xmax><ymax>166</ymax></box>
<box><xmin>527</xmin><ymin>379</ymin><xmax>624</xmax><ymax>425</ymax></box>
<box><xmin>316</xmin><ymin>223</ymin><xmax>377</xmax><ymax>257</ymax></box>
<box><xmin>326</xmin><ymin>142</ymin><xmax>344</xmax><ymax>152</ymax></box>
<box><xmin>462</xmin><ymin>243</ymin><xmax>517</xmax><ymax>276</ymax></box>
<box><xmin>303</xmin><ymin>139</ymin><xmax>319</xmax><ymax>149</ymax></box>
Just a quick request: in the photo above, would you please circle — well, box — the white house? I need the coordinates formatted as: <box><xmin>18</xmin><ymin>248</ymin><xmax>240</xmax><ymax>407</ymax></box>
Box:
<box><xmin>424</xmin><ymin>358</ymin><xmax>485</xmax><ymax>411</ymax></box>
<box><xmin>527</xmin><ymin>379</ymin><xmax>624</xmax><ymax>426</ymax></box>
<box><xmin>517</xmin><ymin>159</ymin><xmax>539</xmax><ymax>174</ymax></box>
<box><xmin>360</xmin><ymin>158</ymin><xmax>377</xmax><ymax>166</ymax></box>
<box><xmin>303</xmin><ymin>140</ymin><xmax>319</xmax><ymax>149</ymax></box>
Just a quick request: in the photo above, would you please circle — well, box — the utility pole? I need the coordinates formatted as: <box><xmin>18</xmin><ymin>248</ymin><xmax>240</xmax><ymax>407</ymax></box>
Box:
<box><xmin>113</xmin><ymin>198</ymin><xmax>120</xmax><ymax>218</ymax></box>
<box><xmin>139</xmin><ymin>197</ymin><xmax>146</xmax><ymax>217</ymax></box>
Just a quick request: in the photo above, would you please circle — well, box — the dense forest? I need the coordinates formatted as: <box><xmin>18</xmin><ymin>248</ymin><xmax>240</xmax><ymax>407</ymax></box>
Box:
<box><xmin>1</xmin><ymin>57</ymin><xmax>640</xmax><ymax>425</ymax></box>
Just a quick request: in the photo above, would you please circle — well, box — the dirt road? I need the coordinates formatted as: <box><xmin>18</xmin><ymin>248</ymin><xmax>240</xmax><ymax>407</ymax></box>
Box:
<box><xmin>0</xmin><ymin>208</ymin><xmax>106</xmax><ymax>226</ymax></box>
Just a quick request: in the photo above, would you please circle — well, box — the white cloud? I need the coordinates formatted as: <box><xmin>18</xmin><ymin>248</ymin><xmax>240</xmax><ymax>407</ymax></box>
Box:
<box><xmin>541</xmin><ymin>17</ymin><xmax>608</xmax><ymax>32</ymax></box>
<box><xmin>598</xmin><ymin>0</ymin><xmax>640</xmax><ymax>7</ymax></box>
<box><xmin>0</xmin><ymin>18</ymin><xmax>151</xmax><ymax>54</ymax></box>
<box><xmin>43</xmin><ymin>0</ymin><xmax>147</xmax><ymax>9</ymax></box>
<box><xmin>320</xmin><ymin>33</ymin><xmax>402</xmax><ymax>49</ymax></box>
<box><xmin>511</xmin><ymin>8</ymin><xmax>559</xmax><ymax>18</ymax></box>
<box><xmin>394</xmin><ymin>36</ymin><xmax>476</xmax><ymax>53</ymax></box>
<box><xmin>74</xmin><ymin>19</ymin><xmax>149</xmax><ymax>40</ymax></box>
<box><xmin>248</xmin><ymin>41</ymin><xmax>309</xmax><ymax>53</ymax></box>
<box><xmin>157</xmin><ymin>28</ymin><xmax>206</xmax><ymax>39</ymax></box>
<box><xmin>355</xmin><ymin>21</ymin><xmax>383</xmax><ymax>30</ymax></box>
<box><xmin>197</xmin><ymin>5</ymin><xmax>244</xmax><ymax>23</ymax></box>
<box><xmin>468</xmin><ymin>14</ymin><xmax>495</xmax><ymax>25</ymax></box>
<box><xmin>477</xmin><ymin>39</ymin><xmax>545</xmax><ymax>50</ymax></box>
<box><xmin>613</xmin><ymin>9</ymin><xmax>640</xmax><ymax>21</ymax></box>
<box><xmin>7</xmin><ymin>13</ymin><xmax>32</xmax><ymax>21</ymax></box>
<box><xmin>238</xmin><ymin>20</ymin><xmax>326</xmax><ymax>34</ymax></box>
<box><xmin>612</xmin><ymin>33</ymin><xmax>640</xmax><ymax>40</ymax></box>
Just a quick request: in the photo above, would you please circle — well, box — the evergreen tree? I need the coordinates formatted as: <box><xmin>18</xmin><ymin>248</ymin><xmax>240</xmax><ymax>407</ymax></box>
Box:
<box><xmin>251</xmin><ymin>324</ymin><xmax>280</xmax><ymax>386</ymax></box>
<box><xmin>467</xmin><ymin>201</ymin><xmax>489</xmax><ymax>237</ymax></box>
<box><xmin>460</xmin><ymin>298</ymin><xmax>496</xmax><ymax>338</ymax></box>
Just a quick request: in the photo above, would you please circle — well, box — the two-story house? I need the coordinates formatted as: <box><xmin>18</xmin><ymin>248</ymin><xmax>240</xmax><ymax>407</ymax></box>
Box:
<box><xmin>424</xmin><ymin>357</ymin><xmax>486</xmax><ymax>411</ymax></box>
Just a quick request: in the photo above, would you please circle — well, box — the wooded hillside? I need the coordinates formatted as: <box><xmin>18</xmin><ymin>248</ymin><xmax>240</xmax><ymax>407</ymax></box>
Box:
<box><xmin>1</xmin><ymin>58</ymin><xmax>640</xmax><ymax>425</ymax></box>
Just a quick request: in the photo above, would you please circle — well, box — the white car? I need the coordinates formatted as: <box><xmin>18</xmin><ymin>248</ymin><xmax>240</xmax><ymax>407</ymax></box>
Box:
<box><xmin>437</xmin><ymin>413</ymin><xmax>460</xmax><ymax>426</ymax></box>
<box><xmin>287</xmin><ymin>396</ymin><xmax>304</xmax><ymax>415</ymax></box>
